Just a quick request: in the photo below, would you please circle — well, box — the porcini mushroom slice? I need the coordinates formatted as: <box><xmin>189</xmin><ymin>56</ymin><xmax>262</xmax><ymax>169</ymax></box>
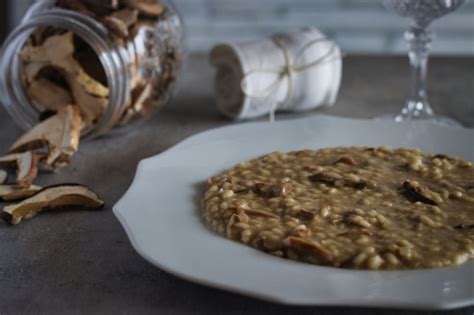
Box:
<box><xmin>453</xmin><ymin>224</ymin><xmax>474</xmax><ymax>230</ymax></box>
<box><xmin>124</xmin><ymin>0</ymin><xmax>165</xmax><ymax>16</ymax></box>
<box><xmin>27</xmin><ymin>78</ymin><xmax>73</xmax><ymax>111</ymax></box>
<box><xmin>20</xmin><ymin>32</ymin><xmax>75</xmax><ymax>64</ymax></box>
<box><xmin>83</xmin><ymin>0</ymin><xmax>119</xmax><ymax>9</ymax></box>
<box><xmin>253</xmin><ymin>183</ymin><xmax>280</xmax><ymax>198</ymax></box>
<box><xmin>2</xmin><ymin>184</ymin><xmax>105</xmax><ymax>225</ymax></box>
<box><xmin>226</xmin><ymin>211</ymin><xmax>249</xmax><ymax>239</ymax></box>
<box><xmin>243</xmin><ymin>209</ymin><xmax>279</xmax><ymax>219</ymax></box>
<box><xmin>9</xmin><ymin>105</ymin><xmax>82</xmax><ymax>166</ymax></box>
<box><xmin>0</xmin><ymin>185</ymin><xmax>42</xmax><ymax>201</ymax></box>
<box><xmin>253</xmin><ymin>182</ymin><xmax>293</xmax><ymax>198</ymax></box>
<box><xmin>308</xmin><ymin>172</ymin><xmax>343</xmax><ymax>186</ymax></box>
<box><xmin>283</xmin><ymin>236</ymin><xmax>334</xmax><ymax>264</ymax></box>
<box><xmin>101</xmin><ymin>16</ymin><xmax>129</xmax><ymax>39</ymax></box>
<box><xmin>64</xmin><ymin>73</ymin><xmax>109</xmax><ymax>126</ymax></box>
<box><xmin>111</xmin><ymin>8</ymin><xmax>139</xmax><ymax>27</ymax></box>
<box><xmin>0</xmin><ymin>169</ymin><xmax>7</xmax><ymax>185</ymax></box>
<box><xmin>60</xmin><ymin>56</ymin><xmax>109</xmax><ymax>98</ymax></box>
<box><xmin>20</xmin><ymin>32</ymin><xmax>109</xmax><ymax>125</ymax></box>
<box><xmin>0</xmin><ymin>152</ymin><xmax>39</xmax><ymax>188</ymax></box>
<box><xmin>297</xmin><ymin>209</ymin><xmax>316</xmax><ymax>221</ymax></box>
<box><xmin>402</xmin><ymin>180</ymin><xmax>442</xmax><ymax>205</ymax></box>
<box><xmin>334</xmin><ymin>155</ymin><xmax>357</xmax><ymax>165</ymax></box>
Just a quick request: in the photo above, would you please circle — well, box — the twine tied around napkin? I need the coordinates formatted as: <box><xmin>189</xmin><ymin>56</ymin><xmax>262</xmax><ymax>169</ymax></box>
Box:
<box><xmin>241</xmin><ymin>36</ymin><xmax>340</xmax><ymax>121</ymax></box>
<box><xmin>210</xmin><ymin>27</ymin><xmax>342</xmax><ymax>120</ymax></box>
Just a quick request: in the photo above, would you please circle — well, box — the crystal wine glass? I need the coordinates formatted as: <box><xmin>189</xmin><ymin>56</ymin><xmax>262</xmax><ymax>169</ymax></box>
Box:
<box><xmin>382</xmin><ymin>0</ymin><xmax>465</xmax><ymax>124</ymax></box>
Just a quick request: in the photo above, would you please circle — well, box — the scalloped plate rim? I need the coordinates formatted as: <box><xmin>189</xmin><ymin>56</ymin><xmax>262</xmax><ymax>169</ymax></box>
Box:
<box><xmin>113</xmin><ymin>115</ymin><xmax>474</xmax><ymax>309</ymax></box>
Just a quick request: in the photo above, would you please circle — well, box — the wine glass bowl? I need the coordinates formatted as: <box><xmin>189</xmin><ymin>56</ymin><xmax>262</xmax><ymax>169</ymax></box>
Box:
<box><xmin>382</xmin><ymin>0</ymin><xmax>466</xmax><ymax>125</ymax></box>
<box><xmin>384</xmin><ymin>0</ymin><xmax>466</xmax><ymax>27</ymax></box>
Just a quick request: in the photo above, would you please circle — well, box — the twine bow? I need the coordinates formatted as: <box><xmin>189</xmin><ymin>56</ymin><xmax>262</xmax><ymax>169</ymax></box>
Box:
<box><xmin>241</xmin><ymin>36</ymin><xmax>340</xmax><ymax>121</ymax></box>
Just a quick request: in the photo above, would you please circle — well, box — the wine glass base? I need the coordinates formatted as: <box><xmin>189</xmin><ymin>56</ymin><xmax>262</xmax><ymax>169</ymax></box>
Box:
<box><xmin>376</xmin><ymin>114</ymin><xmax>463</xmax><ymax>127</ymax></box>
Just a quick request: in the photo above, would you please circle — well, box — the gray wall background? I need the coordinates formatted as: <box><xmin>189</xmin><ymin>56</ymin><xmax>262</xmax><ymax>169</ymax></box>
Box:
<box><xmin>3</xmin><ymin>0</ymin><xmax>474</xmax><ymax>55</ymax></box>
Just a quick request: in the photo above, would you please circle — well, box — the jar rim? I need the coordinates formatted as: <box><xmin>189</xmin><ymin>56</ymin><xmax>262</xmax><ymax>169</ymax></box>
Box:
<box><xmin>0</xmin><ymin>6</ymin><xmax>131</xmax><ymax>138</ymax></box>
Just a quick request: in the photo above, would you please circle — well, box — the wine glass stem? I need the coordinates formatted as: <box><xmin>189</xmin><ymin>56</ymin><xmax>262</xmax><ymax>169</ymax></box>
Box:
<box><xmin>399</xmin><ymin>25</ymin><xmax>434</xmax><ymax>120</ymax></box>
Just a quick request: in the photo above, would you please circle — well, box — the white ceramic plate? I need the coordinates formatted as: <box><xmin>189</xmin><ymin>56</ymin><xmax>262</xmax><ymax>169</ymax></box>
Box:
<box><xmin>113</xmin><ymin>115</ymin><xmax>474</xmax><ymax>310</ymax></box>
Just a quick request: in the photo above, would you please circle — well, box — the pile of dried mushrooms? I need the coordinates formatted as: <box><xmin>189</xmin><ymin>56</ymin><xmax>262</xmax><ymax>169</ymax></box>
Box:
<box><xmin>0</xmin><ymin>105</ymin><xmax>104</xmax><ymax>224</ymax></box>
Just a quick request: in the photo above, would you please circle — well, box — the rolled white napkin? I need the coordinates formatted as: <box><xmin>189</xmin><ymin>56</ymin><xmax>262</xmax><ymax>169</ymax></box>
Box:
<box><xmin>210</xmin><ymin>27</ymin><xmax>342</xmax><ymax>120</ymax></box>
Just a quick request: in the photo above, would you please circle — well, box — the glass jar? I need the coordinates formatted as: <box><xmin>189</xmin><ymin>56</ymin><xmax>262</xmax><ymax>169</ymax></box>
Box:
<box><xmin>0</xmin><ymin>0</ymin><xmax>183</xmax><ymax>137</ymax></box>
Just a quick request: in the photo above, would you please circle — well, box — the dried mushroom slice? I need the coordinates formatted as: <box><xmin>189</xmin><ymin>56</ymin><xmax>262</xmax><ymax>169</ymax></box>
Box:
<box><xmin>124</xmin><ymin>0</ymin><xmax>165</xmax><ymax>17</ymax></box>
<box><xmin>77</xmin><ymin>0</ymin><xmax>120</xmax><ymax>15</ymax></box>
<box><xmin>402</xmin><ymin>180</ymin><xmax>442</xmax><ymax>205</ymax></box>
<box><xmin>20</xmin><ymin>32</ymin><xmax>109</xmax><ymax>125</ymax></box>
<box><xmin>67</xmin><ymin>79</ymin><xmax>108</xmax><ymax>126</ymax></box>
<box><xmin>9</xmin><ymin>105</ymin><xmax>82</xmax><ymax>167</ymax></box>
<box><xmin>27</xmin><ymin>78</ymin><xmax>73</xmax><ymax>111</ymax></box>
<box><xmin>0</xmin><ymin>152</ymin><xmax>40</xmax><ymax>188</ymax></box>
<box><xmin>2</xmin><ymin>184</ymin><xmax>105</xmax><ymax>225</ymax></box>
<box><xmin>0</xmin><ymin>185</ymin><xmax>42</xmax><ymax>201</ymax></box>
<box><xmin>345</xmin><ymin>179</ymin><xmax>369</xmax><ymax>190</ymax></box>
<box><xmin>243</xmin><ymin>209</ymin><xmax>279</xmax><ymax>219</ymax></box>
<box><xmin>334</xmin><ymin>155</ymin><xmax>357</xmax><ymax>165</ymax></box>
<box><xmin>283</xmin><ymin>236</ymin><xmax>334</xmax><ymax>264</ymax></box>
<box><xmin>111</xmin><ymin>8</ymin><xmax>139</xmax><ymax>27</ymax></box>
<box><xmin>20</xmin><ymin>32</ymin><xmax>75</xmax><ymax>64</ymax></box>
<box><xmin>453</xmin><ymin>224</ymin><xmax>474</xmax><ymax>230</ymax></box>
<box><xmin>101</xmin><ymin>16</ymin><xmax>129</xmax><ymax>39</ymax></box>
<box><xmin>308</xmin><ymin>172</ymin><xmax>343</xmax><ymax>186</ymax></box>
<box><xmin>0</xmin><ymin>169</ymin><xmax>7</xmax><ymax>185</ymax></box>
<box><xmin>290</xmin><ymin>224</ymin><xmax>312</xmax><ymax>237</ymax></box>
<box><xmin>61</xmin><ymin>59</ymin><xmax>109</xmax><ymax>98</ymax></box>
<box><xmin>253</xmin><ymin>182</ymin><xmax>292</xmax><ymax>198</ymax></box>
<box><xmin>226</xmin><ymin>210</ymin><xmax>249</xmax><ymax>239</ymax></box>
<box><xmin>82</xmin><ymin>0</ymin><xmax>119</xmax><ymax>10</ymax></box>
<box><xmin>296</xmin><ymin>209</ymin><xmax>317</xmax><ymax>221</ymax></box>
<box><xmin>253</xmin><ymin>183</ymin><xmax>279</xmax><ymax>198</ymax></box>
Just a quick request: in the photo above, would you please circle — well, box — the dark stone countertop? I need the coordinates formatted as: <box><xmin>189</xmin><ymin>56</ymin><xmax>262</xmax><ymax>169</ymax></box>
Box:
<box><xmin>0</xmin><ymin>54</ymin><xmax>473</xmax><ymax>314</ymax></box>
